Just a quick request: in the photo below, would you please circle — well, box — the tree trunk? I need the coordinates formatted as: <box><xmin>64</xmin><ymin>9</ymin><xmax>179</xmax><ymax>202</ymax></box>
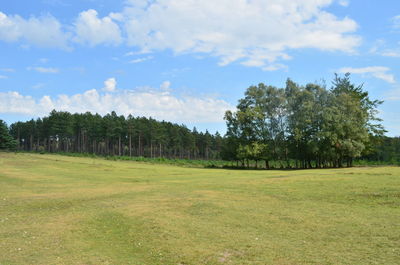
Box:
<box><xmin>77</xmin><ymin>131</ymin><xmax>81</xmax><ymax>153</ymax></box>
<box><xmin>17</xmin><ymin>129</ymin><xmax>20</xmax><ymax>150</ymax></box>
<box><xmin>138</xmin><ymin>134</ymin><xmax>141</xmax><ymax>156</ymax></box>
<box><xmin>129</xmin><ymin>134</ymin><xmax>132</xmax><ymax>157</ymax></box>
<box><xmin>30</xmin><ymin>134</ymin><xmax>33</xmax><ymax>151</ymax></box>
<box><xmin>118</xmin><ymin>136</ymin><xmax>121</xmax><ymax>156</ymax></box>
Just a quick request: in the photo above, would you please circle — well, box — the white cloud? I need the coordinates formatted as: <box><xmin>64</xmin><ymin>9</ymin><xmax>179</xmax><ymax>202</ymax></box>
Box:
<box><xmin>0</xmin><ymin>9</ymin><xmax>122</xmax><ymax>48</ymax></box>
<box><xmin>0</xmin><ymin>83</ymin><xmax>233</xmax><ymax>123</ymax></box>
<box><xmin>338</xmin><ymin>0</ymin><xmax>349</xmax><ymax>7</ymax></box>
<box><xmin>381</xmin><ymin>51</ymin><xmax>400</xmax><ymax>57</ymax></box>
<box><xmin>124</xmin><ymin>51</ymin><xmax>135</xmax><ymax>56</ymax></box>
<box><xmin>0</xmin><ymin>11</ymin><xmax>70</xmax><ymax>48</ymax></box>
<box><xmin>129</xmin><ymin>56</ymin><xmax>153</xmax><ymax>63</ymax></box>
<box><xmin>0</xmin><ymin>68</ymin><xmax>15</xmax><ymax>72</ymax></box>
<box><xmin>120</xmin><ymin>0</ymin><xmax>360</xmax><ymax>69</ymax></box>
<box><xmin>124</xmin><ymin>50</ymin><xmax>151</xmax><ymax>56</ymax></box>
<box><xmin>39</xmin><ymin>58</ymin><xmax>49</xmax><ymax>63</ymax></box>
<box><xmin>0</xmin><ymin>1</ymin><xmax>361</xmax><ymax>68</ymax></box>
<box><xmin>0</xmin><ymin>92</ymin><xmax>39</xmax><ymax>114</ymax></box>
<box><xmin>28</xmin><ymin>67</ymin><xmax>59</xmax><ymax>74</ymax></box>
<box><xmin>0</xmin><ymin>75</ymin><xmax>7</xmax><ymax>79</ymax></box>
<box><xmin>32</xmin><ymin>83</ymin><xmax>45</xmax><ymax>89</ymax></box>
<box><xmin>369</xmin><ymin>39</ymin><xmax>385</xmax><ymax>54</ymax></box>
<box><xmin>103</xmin><ymin>77</ymin><xmax>117</xmax><ymax>92</ymax></box>
<box><xmin>262</xmin><ymin>64</ymin><xmax>288</xmax><ymax>72</ymax></box>
<box><xmin>160</xmin><ymin>81</ymin><xmax>171</xmax><ymax>90</ymax></box>
<box><xmin>392</xmin><ymin>15</ymin><xmax>400</xmax><ymax>29</ymax></box>
<box><xmin>339</xmin><ymin>66</ymin><xmax>396</xmax><ymax>84</ymax></box>
<box><xmin>74</xmin><ymin>9</ymin><xmax>122</xmax><ymax>46</ymax></box>
<box><xmin>369</xmin><ymin>39</ymin><xmax>400</xmax><ymax>58</ymax></box>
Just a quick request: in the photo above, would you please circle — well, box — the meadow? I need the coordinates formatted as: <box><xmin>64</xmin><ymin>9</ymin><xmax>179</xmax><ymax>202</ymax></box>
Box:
<box><xmin>0</xmin><ymin>152</ymin><xmax>399</xmax><ymax>265</ymax></box>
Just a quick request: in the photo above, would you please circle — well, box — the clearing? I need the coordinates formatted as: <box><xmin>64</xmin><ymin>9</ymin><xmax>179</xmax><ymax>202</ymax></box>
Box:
<box><xmin>0</xmin><ymin>153</ymin><xmax>399</xmax><ymax>264</ymax></box>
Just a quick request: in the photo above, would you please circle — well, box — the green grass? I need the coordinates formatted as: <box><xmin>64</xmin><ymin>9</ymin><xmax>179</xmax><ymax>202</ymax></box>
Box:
<box><xmin>22</xmin><ymin>151</ymin><xmax>233</xmax><ymax>168</ymax></box>
<box><xmin>0</xmin><ymin>152</ymin><xmax>399</xmax><ymax>265</ymax></box>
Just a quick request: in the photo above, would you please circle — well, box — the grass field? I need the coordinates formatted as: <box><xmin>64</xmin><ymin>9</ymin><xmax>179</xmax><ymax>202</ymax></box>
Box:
<box><xmin>0</xmin><ymin>153</ymin><xmax>399</xmax><ymax>265</ymax></box>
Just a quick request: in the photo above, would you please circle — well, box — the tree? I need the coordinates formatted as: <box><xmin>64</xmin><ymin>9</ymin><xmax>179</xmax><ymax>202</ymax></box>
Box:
<box><xmin>328</xmin><ymin>73</ymin><xmax>384</xmax><ymax>167</ymax></box>
<box><xmin>224</xmin><ymin>74</ymin><xmax>385</xmax><ymax>168</ymax></box>
<box><xmin>0</xmin><ymin>120</ymin><xmax>17</xmax><ymax>150</ymax></box>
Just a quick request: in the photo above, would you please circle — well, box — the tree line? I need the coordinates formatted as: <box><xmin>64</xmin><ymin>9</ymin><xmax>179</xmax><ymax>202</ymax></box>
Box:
<box><xmin>7</xmin><ymin>111</ymin><xmax>223</xmax><ymax>160</ymax></box>
<box><xmin>361</xmin><ymin>136</ymin><xmax>400</xmax><ymax>164</ymax></box>
<box><xmin>2</xmin><ymin>74</ymin><xmax>398</xmax><ymax>168</ymax></box>
<box><xmin>222</xmin><ymin>74</ymin><xmax>386</xmax><ymax>168</ymax></box>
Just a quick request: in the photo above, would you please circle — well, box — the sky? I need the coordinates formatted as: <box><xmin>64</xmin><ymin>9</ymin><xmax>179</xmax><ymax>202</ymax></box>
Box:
<box><xmin>0</xmin><ymin>0</ymin><xmax>399</xmax><ymax>136</ymax></box>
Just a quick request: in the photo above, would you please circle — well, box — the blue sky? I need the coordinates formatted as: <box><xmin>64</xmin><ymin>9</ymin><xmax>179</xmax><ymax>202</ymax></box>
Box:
<box><xmin>0</xmin><ymin>0</ymin><xmax>399</xmax><ymax>136</ymax></box>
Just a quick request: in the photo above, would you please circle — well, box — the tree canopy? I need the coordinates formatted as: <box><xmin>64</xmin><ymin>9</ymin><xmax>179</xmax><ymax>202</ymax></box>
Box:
<box><xmin>8</xmin><ymin>111</ymin><xmax>222</xmax><ymax>160</ymax></box>
<box><xmin>224</xmin><ymin>74</ymin><xmax>385</xmax><ymax>168</ymax></box>
<box><xmin>0</xmin><ymin>120</ymin><xmax>17</xmax><ymax>150</ymax></box>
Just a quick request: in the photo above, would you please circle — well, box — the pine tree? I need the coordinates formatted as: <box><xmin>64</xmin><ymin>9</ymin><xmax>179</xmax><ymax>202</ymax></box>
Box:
<box><xmin>0</xmin><ymin>120</ymin><xmax>17</xmax><ymax>150</ymax></box>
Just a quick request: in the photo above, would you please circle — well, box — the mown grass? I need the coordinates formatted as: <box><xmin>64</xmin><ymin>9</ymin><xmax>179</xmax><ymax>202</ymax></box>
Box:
<box><xmin>25</xmin><ymin>151</ymin><xmax>232</xmax><ymax>168</ymax></box>
<box><xmin>16</xmin><ymin>150</ymin><xmax>400</xmax><ymax>168</ymax></box>
<box><xmin>0</xmin><ymin>152</ymin><xmax>399</xmax><ymax>265</ymax></box>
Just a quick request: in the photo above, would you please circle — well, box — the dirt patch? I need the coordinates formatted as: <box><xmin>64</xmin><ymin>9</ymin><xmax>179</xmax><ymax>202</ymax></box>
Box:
<box><xmin>218</xmin><ymin>250</ymin><xmax>242</xmax><ymax>263</ymax></box>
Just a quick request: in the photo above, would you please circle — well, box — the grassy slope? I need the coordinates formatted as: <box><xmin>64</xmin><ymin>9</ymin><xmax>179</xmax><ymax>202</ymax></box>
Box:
<box><xmin>0</xmin><ymin>153</ymin><xmax>399</xmax><ymax>265</ymax></box>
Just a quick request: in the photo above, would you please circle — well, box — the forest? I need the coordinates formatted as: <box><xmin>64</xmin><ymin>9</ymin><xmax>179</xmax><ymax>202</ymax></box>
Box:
<box><xmin>4</xmin><ymin>111</ymin><xmax>223</xmax><ymax>160</ymax></box>
<box><xmin>1</xmin><ymin>74</ymin><xmax>399</xmax><ymax>168</ymax></box>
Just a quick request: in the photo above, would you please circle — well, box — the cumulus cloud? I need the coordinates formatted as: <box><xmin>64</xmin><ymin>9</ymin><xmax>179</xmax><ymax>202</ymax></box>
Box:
<box><xmin>120</xmin><ymin>0</ymin><xmax>360</xmax><ymax>69</ymax></box>
<box><xmin>0</xmin><ymin>83</ymin><xmax>233</xmax><ymax>123</ymax></box>
<box><xmin>103</xmin><ymin>77</ymin><xmax>117</xmax><ymax>92</ymax></box>
<box><xmin>339</xmin><ymin>66</ymin><xmax>396</xmax><ymax>84</ymax></box>
<box><xmin>74</xmin><ymin>9</ymin><xmax>122</xmax><ymax>46</ymax></box>
<box><xmin>0</xmin><ymin>9</ymin><xmax>122</xmax><ymax>48</ymax></box>
<box><xmin>0</xmin><ymin>92</ymin><xmax>40</xmax><ymax>114</ymax></box>
<box><xmin>27</xmin><ymin>67</ymin><xmax>59</xmax><ymax>74</ymax></box>
<box><xmin>0</xmin><ymin>11</ymin><xmax>70</xmax><ymax>48</ymax></box>
<box><xmin>0</xmin><ymin>1</ymin><xmax>360</xmax><ymax>69</ymax></box>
